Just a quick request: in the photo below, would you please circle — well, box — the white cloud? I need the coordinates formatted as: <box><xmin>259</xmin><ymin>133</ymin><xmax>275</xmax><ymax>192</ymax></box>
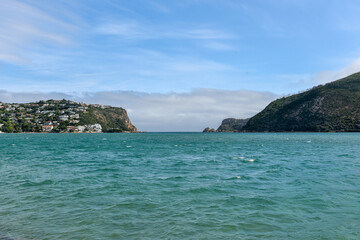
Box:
<box><xmin>0</xmin><ymin>90</ymin><xmax>73</xmax><ymax>103</ymax></box>
<box><xmin>313</xmin><ymin>58</ymin><xmax>360</xmax><ymax>84</ymax></box>
<box><xmin>0</xmin><ymin>89</ymin><xmax>277</xmax><ymax>132</ymax></box>
<box><xmin>286</xmin><ymin>57</ymin><xmax>360</xmax><ymax>92</ymax></box>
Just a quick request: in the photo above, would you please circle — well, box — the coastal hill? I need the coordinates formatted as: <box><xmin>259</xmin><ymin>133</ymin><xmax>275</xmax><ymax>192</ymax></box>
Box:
<box><xmin>212</xmin><ymin>72</ymin><xmax>360</xmax><ymax>132</ymax></box>
<box><xmin>217</xmin><ymin>118</ymin><xmax>249</xmax><ymax>132</ymax></box>
<box><xmin>0</xmin><ymin>99</ymin><xmax>137</xmax><ymax>133</ymax></box>
<box><xmin>204</xmin><ymin>118</ymin><xmax>249</xmax><ymax>132</ymax></box>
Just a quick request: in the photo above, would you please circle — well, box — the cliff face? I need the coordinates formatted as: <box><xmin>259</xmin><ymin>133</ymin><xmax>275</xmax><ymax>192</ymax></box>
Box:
<box><xmin>217</xmin><ymin>118</ymin><xmax>249</xmax><ymax>132</ymax></box>
<box><xmin>80</xmin><ymin>106</ymin><xmax>137</xmax><ymax>132</ymax></box>
<box><xmin>243</xmin><ymin>72</ymin><xmax>360</xmax><ymax>132</ymax></box>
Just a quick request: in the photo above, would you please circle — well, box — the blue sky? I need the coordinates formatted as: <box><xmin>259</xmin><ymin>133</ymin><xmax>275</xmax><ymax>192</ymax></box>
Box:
<box><xmin>1</xmin><ymin>0</ymin><xmax>360</xmax><ymax>131</ymax></box>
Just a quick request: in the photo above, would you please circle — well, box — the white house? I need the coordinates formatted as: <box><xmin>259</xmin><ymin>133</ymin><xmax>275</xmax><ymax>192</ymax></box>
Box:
<box><xmin>59</xmin><ymin>115</ymin><xmax>69</xmax><ymax>121</ymax></box>
<box><xmin>85</xmin><ymin>123</ymin><xmax>102</xmax><ymax>133</ymax></box>
<box><xmin>42</xmin><ymin>121</ymin><xmax>53</xmax><ymax>132</ymax></box>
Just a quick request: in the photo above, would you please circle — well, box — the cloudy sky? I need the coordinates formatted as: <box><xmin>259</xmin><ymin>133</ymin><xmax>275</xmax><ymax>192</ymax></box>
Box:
<box><xmin>1</xmin><ymin>0</ymin><xmax>360</xmax><ymax>131</ymax></box>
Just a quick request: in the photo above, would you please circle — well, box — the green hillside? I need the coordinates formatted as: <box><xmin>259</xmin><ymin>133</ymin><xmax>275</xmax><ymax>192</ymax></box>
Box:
<box><xmin>0</xmin><ymin>99</ymin><xmax>137</xmax><ymax>133</ymax></box>
<box><xmin>242</xmin><ymin>72</ymin><xmax>360</xmax><ymax>132</ymax></box>
<box><xmin>79</xmin><ymin>105</ymin><xmax>137</xmax><ymax>132</ymax></box>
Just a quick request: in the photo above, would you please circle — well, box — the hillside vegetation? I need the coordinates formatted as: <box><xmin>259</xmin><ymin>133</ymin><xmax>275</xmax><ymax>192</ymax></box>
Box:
<box><xmin>80</xmin><ymin>106</ymin><xmax>137</xmax><ymax>132</ymax></box>
<box><xmin>244</xmin><ymin>72</ymin><xmax>360</xmax><ymax>132</ymax></box>
<box><xmin>0</xmin><ymin>99</ymin><xmax>137</xmax><ymax>133</ymax></box>
<box><xmin>216</xmin><ymin>72</ymin><xmax>360</xmax><ymax>132</ymax></box>
<box><xmin>216</xmin><ymin>118</ymin><xmax>249</xmax><ymax>132</ymax></box>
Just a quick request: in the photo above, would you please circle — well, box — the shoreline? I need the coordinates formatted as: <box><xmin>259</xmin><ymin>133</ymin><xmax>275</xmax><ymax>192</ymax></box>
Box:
<box><xmin>1</xmin><ymin>131</ymin><xmax>360</xmax><ymax>134</ymax></box>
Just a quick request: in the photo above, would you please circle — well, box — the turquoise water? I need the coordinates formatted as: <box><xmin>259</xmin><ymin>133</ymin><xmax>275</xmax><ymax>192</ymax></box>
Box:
<box><xmin>0</xmin><ymin>133</ymin><xmax>359</xmax><ymax>239</ymax></box>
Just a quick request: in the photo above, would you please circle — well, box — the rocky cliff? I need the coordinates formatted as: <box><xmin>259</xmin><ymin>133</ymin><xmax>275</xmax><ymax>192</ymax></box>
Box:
<box><xmin>80</xmin><ymin>106</ymin><xmax>137</xmax><ymax>132</ymax></box>
<box><xmin>217</xmin><ymin>118</ymin><xmax>249</xmax><ymax>132</ymax></box>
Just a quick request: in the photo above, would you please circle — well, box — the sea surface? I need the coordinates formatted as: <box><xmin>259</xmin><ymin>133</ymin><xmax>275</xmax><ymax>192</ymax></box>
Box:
<box><xmin>0</xmin><ymin>133</ymin><xmax>359</xmax><ymax>239</ymax></box>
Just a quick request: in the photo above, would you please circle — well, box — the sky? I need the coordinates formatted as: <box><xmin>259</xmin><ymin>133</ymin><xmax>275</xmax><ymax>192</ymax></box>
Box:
<box><xmin>1</xmin><ymin>0</ymin><xmax>360</xmax><ymax>131</ymax></box>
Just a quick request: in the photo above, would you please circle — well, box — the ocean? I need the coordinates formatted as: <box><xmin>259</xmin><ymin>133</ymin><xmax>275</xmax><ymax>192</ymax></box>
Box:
<box><xmin>0</xmin><ymin>133</ymin><xmax>359</xmax><ymax>239</ymax></box>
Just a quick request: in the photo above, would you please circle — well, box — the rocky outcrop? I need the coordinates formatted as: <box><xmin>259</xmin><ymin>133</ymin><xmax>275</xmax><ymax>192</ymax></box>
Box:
<box><xmin>80</xmin><ymin>106</ymin><xmax>137</xmax><ymax>132</ymax></box>
<box><xmin>203</xmin><ymin>127</ymin><xmax>217</xmax><ymax>132</ymax></box>
<box><xmin>217</xmin><ymin>118</ymin><xmax>249</xmax><ymax>132</ymax></box>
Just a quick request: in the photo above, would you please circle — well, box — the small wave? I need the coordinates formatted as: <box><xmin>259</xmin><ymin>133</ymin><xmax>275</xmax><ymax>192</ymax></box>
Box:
<box><xmin>158</xmin><ymin>176</ymin><xmax>185</xmax><ymax>180</ymax></box>
<box><xmin>20</xmin><ymin>179</ymin><xmax>54</xmax><ymax>187</ymax></box>
<box><xmin>244</xmin><ymin>158</ymin><xmax>255</xmax><ymax>162</ymax></box>
<box><xmin>0</xmin><ymin>232</ymin><xmax>21</xmax><ymax>240</ymax></box>
<box><xmin>126</xmin><ymin>146</ymin><xmax>132</xmax><ymax>148</ymax></box>
<box><xmin>225</xmin><ymin>175</ymin><xmax>251</xmax><ymax>180</ymax></box>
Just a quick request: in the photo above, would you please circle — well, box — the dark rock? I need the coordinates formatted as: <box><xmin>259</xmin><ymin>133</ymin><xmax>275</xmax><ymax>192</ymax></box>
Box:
<box><xmin>203</xmin><ymin>127</ymin><xmax>217</xmax><ymax>132</ymax></box>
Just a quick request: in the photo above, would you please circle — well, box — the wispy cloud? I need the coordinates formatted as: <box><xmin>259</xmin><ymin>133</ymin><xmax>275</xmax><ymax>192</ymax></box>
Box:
<box><xmin>312</xmin><ymin>58</ymin><xmax>360</xmax><ymax>84</ymax></box>
<box><xmin>172</xmin><ymin>28</ymin><xmax>235</xmax><ymax>39</ymax></box>
<box><xmin>0</xmin><ymin>46</ymin><xmax>241</xmax><ymax>94</ymax></box>
<box><xmin>203</xmin><ymin>41</ymin><xmax>235</xmax><ymax>51</ymax></box>
<box><xmin>96</xmin><ymin>22</ymin><xmax>235</xmax><ymax>40</ymax></box>
<box><xmin>0</xmin><ymin>0</ymin><xmax>77</xmax><ymax>64</ymax></box>
<box><xmin>167</xmin><ymin>59</ymin><xmax>234</xmax><ymax>72</ymax></box>
<box><xmin>96</xmin><ymin>22</ymin><xmax>145</xmax><ymax>39</ymax></box>
<box><xmin>284</xmin><ymin>57</ymin><xmax>360</xmax><ymax>93</ymax></box>
<box><xmin>0</xmin><ymin>89</ymin><xmax>277</xmax><ymax>131</ymax></box>
<box><xmin>148</xmin><ymin>1</ymin><xmax>171</xmax><ymax>13</ymax></box>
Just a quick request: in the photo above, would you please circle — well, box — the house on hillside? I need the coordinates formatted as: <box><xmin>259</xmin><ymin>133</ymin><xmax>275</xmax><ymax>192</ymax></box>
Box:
<box><xmin>66</xmin><ymin>126</ymin><xmax>77</xmax><ymax>132</ymax></box>
<box><xmin>59</xmin><ymin>115</ymin><xmax>69</xmax><ymax>121</ymax></box>
<box><xmin>42</xmin><ymin>121</ymin><xmax>53</xmax><ymax>132</ymax></box>
<box><xmin>85</xmin><ymin>123</ymin><xmax>102</xmax><ymax>133</ymax></box>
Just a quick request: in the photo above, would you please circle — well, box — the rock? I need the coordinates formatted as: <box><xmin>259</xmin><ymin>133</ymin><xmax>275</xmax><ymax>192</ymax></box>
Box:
<box><xmin>203</xmin><ymin>127</ymin><xmax>217</xmax><ymax>132</ymax></box>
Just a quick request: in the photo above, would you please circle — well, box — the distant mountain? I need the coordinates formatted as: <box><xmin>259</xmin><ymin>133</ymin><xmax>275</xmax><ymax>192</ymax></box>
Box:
<box><xmin>0</xmin><ymin>99</ymin><xmax>137</xmax><ymax>133</ymax></box>
<box><xmin>216</xmin><ymin>72</ymin><xmax>360</xmax><ymax>132</ymax></box>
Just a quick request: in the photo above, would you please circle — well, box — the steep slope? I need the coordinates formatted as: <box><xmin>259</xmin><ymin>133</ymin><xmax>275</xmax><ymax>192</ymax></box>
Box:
<box><xmin>79</xmin><ymin>106</ymin><xmax>137</xmax><ymax>132</ymax></box>
<box><xmin>242</xmin><ymin>72</ymin><xmax>360</xmax><ymax>132</ymax></box>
